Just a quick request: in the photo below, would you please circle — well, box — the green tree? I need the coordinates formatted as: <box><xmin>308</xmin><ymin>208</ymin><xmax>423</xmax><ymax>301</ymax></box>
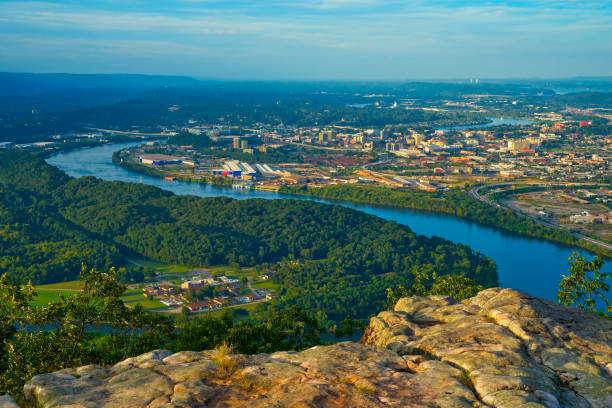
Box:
<box><xmin>386</xmin><ymin>271</ymin><xmax>484</xmax><ymax>309</ymax></box>
<box><xmin>558</xmin><ymin>253</ymin><xmax>611</xmax><ymax>314</ymax></box>
<box><xmin>0</xmin><ymin>265</ymin><xmax>172</xmax><ymax>401</ymax></box>
<box><xmin>427</xmin><ymin>273</ymin><xmax>483</xmax><ymax>302</ymax></box>
<box><xmin>0</xmin><ymin>274</ymin><xmax>36</xmax><ymax>374</ymax></box>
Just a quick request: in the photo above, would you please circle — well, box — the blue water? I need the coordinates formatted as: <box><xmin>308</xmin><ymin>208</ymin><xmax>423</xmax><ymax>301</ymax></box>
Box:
<box><xmin>440</xmin><ymin>117</ymin><xmax>533</xmax><ymax>130</ymax></box>
<box><xmin>47</xmin><ymin>142</ymin><xmax>611</xmax><ymax>305</ymax></box>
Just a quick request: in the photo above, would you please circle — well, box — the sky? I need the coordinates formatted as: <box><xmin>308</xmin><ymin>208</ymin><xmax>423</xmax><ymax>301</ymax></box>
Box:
<box><xmin>0</xmin><ymin>0</ymin><xmax>611</xmax><ymax>80</ymax></box>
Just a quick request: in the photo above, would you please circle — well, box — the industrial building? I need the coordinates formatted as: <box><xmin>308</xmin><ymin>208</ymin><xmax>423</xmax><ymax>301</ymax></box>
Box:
<box><xmin>138</xmin><ymin>154</ymin><xmax>183</xmax><ymax>166</ymax></box>
<box><xmin>212</xmin><ymin>160</ymin><xmax>259</xmax><ymax>178</ymax></box>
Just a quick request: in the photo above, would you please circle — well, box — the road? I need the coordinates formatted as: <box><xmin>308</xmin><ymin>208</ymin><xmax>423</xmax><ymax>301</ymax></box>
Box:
<box><xmin>361</xmin><ymin>155</ymin><xmax>392</xmax><ymax>170</ymax></box>
<box><xmin>469</xmin><ymin>183</ymin><xmax>612</xmax><ymax>252</ymax></box>
<box><xmin>126</xmin><ymin>258</ymin><xmax>147</xmax><ymax>268</ymax></box>
<box><xmin>87</xmin><ymin>128</ymin><xmax>177</xmax><ymax>137</ymax></box>
<box><xmin>280</xmin><ymin>139</ymin><xmax>368</xmax><ymax>152</ymax></box>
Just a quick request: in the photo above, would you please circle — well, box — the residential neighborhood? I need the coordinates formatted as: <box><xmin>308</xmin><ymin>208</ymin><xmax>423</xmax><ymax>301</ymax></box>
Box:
<box><xmin>137</xmin><ymin>268</ymin><xmax>276</xmax><ymax>314</ymax></box>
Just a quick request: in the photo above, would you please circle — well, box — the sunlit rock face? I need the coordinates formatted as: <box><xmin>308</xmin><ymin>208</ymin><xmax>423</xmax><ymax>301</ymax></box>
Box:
<box><xmin>13</xmin><ymin>288</ymin><xmax>612</xmax><ymax>408</ymax></box>
<box><xmin>362</xmin><ymin>287</ymin><xmax>612</xmax><ymax>408</ymax></box>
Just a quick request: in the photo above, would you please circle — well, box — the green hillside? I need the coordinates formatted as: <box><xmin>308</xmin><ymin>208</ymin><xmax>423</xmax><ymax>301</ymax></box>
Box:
<box><xmin>0</xmin><ymin>150</ymin><xmax>497</xmax><ymax>320</ymax></box>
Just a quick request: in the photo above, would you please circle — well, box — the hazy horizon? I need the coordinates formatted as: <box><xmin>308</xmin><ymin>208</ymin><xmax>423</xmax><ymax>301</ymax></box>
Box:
<box><xmin>3</xmin><ymin>72</ymin><xmax>612</xmax><ymax>83</ymax></box>
<box><xmin>1</xmin><ymin>1</ymin><xmax>611</xmax><ymax>80</ymax></box>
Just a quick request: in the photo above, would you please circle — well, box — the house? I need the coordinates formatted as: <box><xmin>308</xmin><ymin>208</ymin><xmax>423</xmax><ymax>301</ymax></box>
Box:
<box><xmin>211</xmin><ymin>297</ymin><xmax>226</xmax><ymax>308</ymax></box>
<box><xmin>181</xmin><ymin>280</ymin><xmax>205</xmax><ymax>291</ymax></box>
<box><xmin>143</xmin><ymin>284</ymin><xmax>178</xmax><ymax>298</ymax></box>
<box><xmin>569</xmin><ymin>211</ymin><xmax>605</xmax><ymax>224</ymax></box>
<box><xmin>186</xmin><ymin>301</ymin><xmax>209</xmax><ymax>313</ymax></box>
<box><xmin>160</xmin><ymin>299</ymin><xmax>183</xmax><ymax>307</ymax></box>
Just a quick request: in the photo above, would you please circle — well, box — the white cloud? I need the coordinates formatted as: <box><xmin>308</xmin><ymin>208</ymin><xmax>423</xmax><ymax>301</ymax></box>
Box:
<box><xmin>0</xmin><ymin>0</ymin><xmax>610</xmax><ymax>78</ymax></box>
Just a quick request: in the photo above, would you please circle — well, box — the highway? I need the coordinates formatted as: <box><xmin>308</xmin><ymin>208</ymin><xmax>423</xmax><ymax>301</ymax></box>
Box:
<box><xmin>469</xmin><ymin>183</ymin><xmax>612</xmax><ymax>252</ymax></box>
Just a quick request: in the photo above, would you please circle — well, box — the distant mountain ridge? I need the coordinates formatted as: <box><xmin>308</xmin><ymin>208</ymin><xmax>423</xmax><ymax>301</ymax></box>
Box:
<box><xmin>0</xmin><ymin>72</ymin><xmax>200</xmax><ymax>97</ymax></box>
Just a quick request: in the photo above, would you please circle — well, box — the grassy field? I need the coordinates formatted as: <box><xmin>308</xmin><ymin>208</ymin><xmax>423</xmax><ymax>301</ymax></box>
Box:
<box><xmin>30</xmin><ymin>289</ymin><xmax>77</xmax><ymax>307</ymax></box>
<box><xmin>29</xmin><ymin>260</ymin><xmax>278</xmax><ymax>312</ymax></box>
<box><xmin>129</xmin><ymin>258</ymin><xmax>193</xmax><ymax>275</ymax></box>
<box><xmin>32</xmin><ymin>281</ymin><xmax>82</xmax><ymax>307</ymax></box>
<box><xmin>155</xmin><ymin>264</ymin><xmax>192</xmax><ymax>275</ymax></box>
<box><xmin>35</xmin><ymin>281</ymin><xmax>83</xmax><ymax>290</ymax></box>
<box><xmin>251</xmin><ymin>280</ymin><xmax>277</xmax><ymax>290</ymax></box>
<box><xmin>118</xmin><ymin>289</ymin><xmax>167</xmax><ymax>310</ymax></box>
<box><xmin>32</xmin><ymin>281</ymin><xmax>166</xmax><ymax>310</ymax></box>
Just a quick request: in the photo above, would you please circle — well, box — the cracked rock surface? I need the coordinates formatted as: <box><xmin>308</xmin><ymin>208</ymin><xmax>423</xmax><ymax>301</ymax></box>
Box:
<box><xmin>15</xmin><ymin>288</ymin><xmax>612</xmax><ymax>408</ymax></box>
<box><xmin>361</xmin><ymin>287</ymin><xmax>612</xmax><ymax>408</ymax></box>
<box><xmin>19</xmin><ymin>342</ymin><xmax>482</xmax><ymax>408</ymax></box>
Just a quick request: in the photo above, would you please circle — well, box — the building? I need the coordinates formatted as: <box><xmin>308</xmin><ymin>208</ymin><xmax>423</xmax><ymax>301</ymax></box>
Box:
<box><xmin>181</xmin><ymin>280</ymin><xmax>205</xmax><ymax>291</ymax></box>
<box><xmin>222</xmin><ymin>160</ymin><xmax>243</xmax><ymax>177</ymax></box>
<box><xmin>233</xmin><ymin>137</ymin><xmax>240</xmax><ymax>149</ymax></box>
<box><xmin>570</xmin><ymin>211</ymin><xmax>606</xmax><ymax>224</ymax></box>
<box><xmin>138</xmin><ymin>154</ymin><xmax>182</xmax><ymax>166</ymax></box>
<box><xmin>186</xmin><ymin>301</ymin><xmax>209</xmax><ymax>313</ymax></box>
<box><xmin>160</xmin><ymin>299</ymin><xmax>183</xmax><ymax>307</ymax></box>
<box><xmin>240</xmin><ymin>139</ymin><xmax>248</xmax><ymax>149</ymax></box>
<box><xmin>499</xmin><ymin>170</ymin><xmax>524</xmax><ymax>178</ymax></box>
<box><xmin>507</xmin><ymin>139</ymin><xmax>531</xmax><ymax>152</ymax></box>
<box><xmin>237</xmin><ymin>295</ymin><xmax>257</xmax><ymax>303</ymax></box>
<box><xmin>386</xmin><ymin>142</ymin><xmax>401</xmax><ymax>152</ymax></box>
<box><xmin>239</xmin><ymin>162</ymin><xmax>257</xmax><ymax>177</ymax></box>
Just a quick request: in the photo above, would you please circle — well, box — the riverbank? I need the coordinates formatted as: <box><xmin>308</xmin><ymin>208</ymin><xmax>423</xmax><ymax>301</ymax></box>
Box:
<box><xmin>279</xmin><ymin>184</ymin><xmax>612</xmax><ymax>259</ymax></box>
<box><xmin>112</xmin><ymin>150</ymin><xmax>233</xmax><ymax>187</ymax></box>
<box><xmin>25</xmin><ymin>135</ymin><xmax>168</xmax><ymax>159</ymax></box>
<box><xmin>110</xmin><ymin>146</ymin><xmax>611</xmax><ymax>259</ymax></box>
<box><xmin>46</xmin><ymin>142</ymin><xmax>612</xmax><ymax>304</ymax></box>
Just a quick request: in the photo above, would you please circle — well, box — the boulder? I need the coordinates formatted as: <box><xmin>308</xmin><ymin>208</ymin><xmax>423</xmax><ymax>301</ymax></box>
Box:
<box><xmin>361</xmin><ymin>287</ymin><xmax>612</xmax><ymax>408</ymax></box>
<box><xmin>20</xmin><ymin>288</ymin><xmax>612</xmax><ymax>408</ymax></box>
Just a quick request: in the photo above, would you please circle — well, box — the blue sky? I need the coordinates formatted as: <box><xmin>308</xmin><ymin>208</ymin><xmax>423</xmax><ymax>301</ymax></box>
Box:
<box><xmin>0</xmin><ymin>1</ymin><xmax>610</xmax><ymax>79</ymax></box>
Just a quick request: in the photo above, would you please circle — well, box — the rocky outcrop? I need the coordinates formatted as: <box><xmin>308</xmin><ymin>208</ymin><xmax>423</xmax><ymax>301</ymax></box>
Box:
<box><xmin>16</xmin><ymin>288</ymin><xmax>612</xmax><ymax>408</ymax></box>
<box><xmin>16</xmin><ymin>342</ymin><xmax>484</xmax><ymax>408</ymax></box>
<box><xmin>0</xmin><ymin>395</ymin><xmax>19</xmax><ymax>408</ymax></box>
<box><xmin>361</xmin><ymin>287</ymin><xmax>612</xmax><ymax>408</ymax></box>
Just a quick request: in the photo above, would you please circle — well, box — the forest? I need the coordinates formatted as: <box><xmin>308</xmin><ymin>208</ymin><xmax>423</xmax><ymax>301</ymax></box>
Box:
<box><xmin>280</xmin><ymin>184</ymin><xmax>612</xmax><ymax>259</ymax></box>
<box><xmin>0</xmin><ymin>150</ymin><xmax>497</xmax><ymax>321</ymax></box>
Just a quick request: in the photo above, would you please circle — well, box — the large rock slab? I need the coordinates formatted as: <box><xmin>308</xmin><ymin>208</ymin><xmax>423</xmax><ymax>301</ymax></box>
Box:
<box><xmin>23</xmin><ymin>342</ymin><xmax>483</xmax><ymax>408</ymax></box>
<box><xmin>361</xmin><ymin>287</ymin><xmax>612</xmax><ymax>408</ymax></box>
<box><xmin>18</xmin><ymin>288</ymin><xmax>612</xmax><ymax>408</ymax></box>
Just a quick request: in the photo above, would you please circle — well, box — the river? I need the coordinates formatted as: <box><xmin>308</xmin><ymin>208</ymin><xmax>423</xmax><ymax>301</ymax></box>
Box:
<box><xmin>440</xmin><ymin>117</ymin><xmax>533</xmax><ymax>130</ymax></box>
<box><xmin>47</xmin><ymin>142</ymin><xmax>611</xmax><ymax>305</ymax></box>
